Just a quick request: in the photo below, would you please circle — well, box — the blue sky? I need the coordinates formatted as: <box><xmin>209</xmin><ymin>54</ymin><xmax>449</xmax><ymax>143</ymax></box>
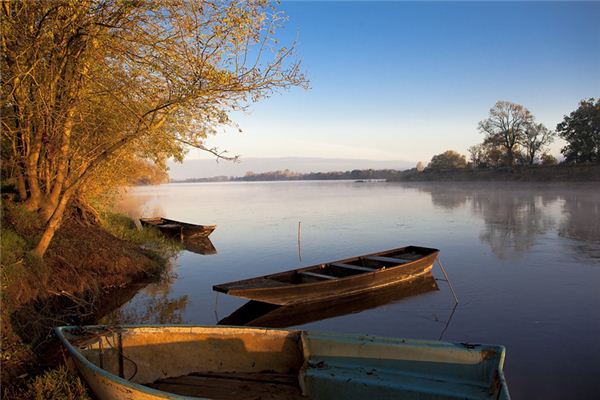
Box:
<box><xmin>191</xmin><ymin>1</ymin><xmax>600</xmax><ymax>164</ymax></box>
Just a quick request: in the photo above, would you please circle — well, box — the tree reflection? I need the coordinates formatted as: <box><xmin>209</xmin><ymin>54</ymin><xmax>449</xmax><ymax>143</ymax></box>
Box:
<box><xmin>413</xmin><ymin>183</ymin><xmax>564</xmax><ymax>259</ymax></box>
<box><xmin>472</xmin><ymin>190</ymin><xmax>557</xmax><ymax>259</ymax></box>
<box><xmin>404</xmin><ymin>182</ymin><xmax>471</xmax><ymax>210</ymax></box>
<box><xmin>101</xmin><ymin>260</ymin><xmax>189</xmax><ymax>324</ymax></box>
<box><xmin>429</xmin><ymin>187</ymin><xmax>470</xmax><ymax>210</ymax></box>
<box><xmin>559</xmin><ymin>190</ymin><xmax>600</xmax><ymax>261</ymax></box>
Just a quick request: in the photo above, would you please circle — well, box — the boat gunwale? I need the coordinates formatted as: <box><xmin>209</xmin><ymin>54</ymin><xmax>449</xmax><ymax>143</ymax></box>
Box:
<box><xmin>214</xmin><ymin>246</ymin><xmax>440</xmax><ymax>295</ymax></box>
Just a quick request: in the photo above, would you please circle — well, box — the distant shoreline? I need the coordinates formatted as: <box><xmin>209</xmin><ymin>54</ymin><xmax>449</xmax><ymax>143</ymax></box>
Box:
<box><xmin>387</xmin><ymin>164</ymin><xmax>600</xmax><ymax>182</ymax></box>
<box><xmin>168</xmin><ymin>164</ymin><xmax>600</xmax><ymax>184</ymax></box>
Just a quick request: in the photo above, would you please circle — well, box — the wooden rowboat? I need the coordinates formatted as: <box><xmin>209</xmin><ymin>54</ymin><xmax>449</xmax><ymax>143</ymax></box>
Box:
<box><xmin>56</xmin><ymin>325</ymin><xmax>510</xmax><ymax>400</ymax></box>
<box><xmin>140</xmin><ymin>217</ymin><xmax>216</xmax><ymax>239</ymax></box>
<box><xmin>218</xmin><ymin>273</ymin><xmax>439</xmax><ymax>327</ymax></box>
<box><xmin>213</xmin><ymin>245</ymin><xmax>439</xmax><ymax>305</ymax></box>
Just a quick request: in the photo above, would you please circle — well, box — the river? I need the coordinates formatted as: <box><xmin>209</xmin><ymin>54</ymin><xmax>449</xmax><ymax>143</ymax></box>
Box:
<box><xmin>103</xmin><ymin>180</ymin><xmax>600</xmax><ymax>399</ymax></box>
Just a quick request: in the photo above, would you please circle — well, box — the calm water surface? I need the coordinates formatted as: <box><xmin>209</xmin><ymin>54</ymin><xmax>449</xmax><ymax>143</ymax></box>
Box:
<box><xmin>104</xmin><ymin>181</ymin><xmax>600</xmax><ymax>399</ymax></box>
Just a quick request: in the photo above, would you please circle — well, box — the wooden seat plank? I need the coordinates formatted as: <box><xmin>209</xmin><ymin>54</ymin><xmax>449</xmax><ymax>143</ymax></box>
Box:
<box><xmin>364</xmin><ymin>256</ymin><xmax>408</xmax><ymax>264</ymax></box>
<box><xmin>299</xmin><ymin>271</ymin><xmax>337</xmax><ymax>280</ymax></box>
<box><xmin>329</xmin><ymin>263</ymin><xmax>376</xmax><ymax>272</ymax></box>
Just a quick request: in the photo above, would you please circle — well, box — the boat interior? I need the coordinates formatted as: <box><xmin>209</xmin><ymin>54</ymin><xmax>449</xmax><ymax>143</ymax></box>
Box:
<box><xmin>63</xmin><ymin>326</ymin><xmax>507</xmax><ymax>400</ymax></box>
<box><xmin>265</xmin><ymin>246</ymin><xmax>436</xmax><ymax>285</ymax></box>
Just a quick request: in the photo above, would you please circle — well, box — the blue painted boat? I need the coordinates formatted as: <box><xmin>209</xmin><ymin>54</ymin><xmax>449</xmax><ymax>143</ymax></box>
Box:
<box><xmin>56</xmin><ymin>325</ymin><xmax>510</xmax><ymax>400</ymax></box>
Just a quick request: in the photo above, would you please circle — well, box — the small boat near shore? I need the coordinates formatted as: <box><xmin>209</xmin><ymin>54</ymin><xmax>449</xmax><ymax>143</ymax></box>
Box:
<box><xmin>213</xmin><ymin>245</ymin><xmax>439</xmax><ymax>305</ymax></box>
<box><xmin>140</xmin><ymin>217</ymin><xmax>216</xmax><ymax>239</ymax></box>
<box><xmin>56</xmin><ymin>325</ymin><xmax>510</xmax><ymax>400</ymax></box>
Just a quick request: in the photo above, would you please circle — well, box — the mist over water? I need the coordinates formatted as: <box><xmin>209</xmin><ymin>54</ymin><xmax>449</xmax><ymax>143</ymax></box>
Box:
<box><xmin>105</xmin><ymin>181</ymin><xmax>600</xmax><ymax>399</ymax></box>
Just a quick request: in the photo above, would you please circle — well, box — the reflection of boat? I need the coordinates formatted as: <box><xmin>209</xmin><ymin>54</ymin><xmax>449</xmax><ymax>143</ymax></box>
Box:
<box><xmin>213</xmin><ymin>245</ymin><xmax>439</xmax><ymax>305</ymax></box>
<box><xmin>182</xmin><ymin>237</ymin><xmax>217</xmax><ymax>255</ymax></box>
<box><xmin>219</xmin><ymin>273</ymin><xmax>439</xmax><ymax>327</ymax></box>
<box><xmin>140</xmin><ymin>217</ymin><xmax>216</xmax><ymax>238</ymax></box>
<box><xmin>56</xmin><ymin>325</ymin><xmax>510</xmax><ymax>400</ymax></box>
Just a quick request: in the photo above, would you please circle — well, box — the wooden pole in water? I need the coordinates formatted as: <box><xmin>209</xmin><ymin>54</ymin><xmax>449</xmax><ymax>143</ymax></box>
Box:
<box><xmin>438</xmin><ymin>302</ymin><xmax>459</xmax><ymax>341</ymax></box>
<box><xmin>297</xmin><ymin>221</ymin><xmax>302</xmax><ymax>262</ymax></box>
<box><xmin>213</xmin><ymin>292</ymin><xmax>220</xmax><ymax>323</ymax></box>
<box><xmin>436</xmin><ymin>257</ymin><xmax>459</xmax><ymax>304</ymax></box>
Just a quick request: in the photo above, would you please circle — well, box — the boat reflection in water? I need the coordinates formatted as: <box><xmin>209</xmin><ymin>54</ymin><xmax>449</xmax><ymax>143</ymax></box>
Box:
<box><xmin>182</xmin><ymin>237</ymin><xmax>217</xmax><ymax>255</ymax></box>
<box><xmin>219</xmin><ymin>273</ymin><xmax>438</xmax><ymax>327</ymax></box>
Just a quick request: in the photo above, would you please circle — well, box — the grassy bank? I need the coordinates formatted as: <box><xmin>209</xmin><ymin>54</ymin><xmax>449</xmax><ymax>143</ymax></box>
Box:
<box><xmin>388</xmin><ymin>164</ymin><xmax>600</xmax><ymax>182</ymax></box>
<box><xmin>1</xmin><ymin>201</ymin><xmax>179</xmax><ymax>399</ymax></box>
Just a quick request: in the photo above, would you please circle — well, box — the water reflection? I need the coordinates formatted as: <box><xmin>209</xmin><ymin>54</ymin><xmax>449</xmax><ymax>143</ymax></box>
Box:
<box><xmin>412</xmin><ymin>183</ymin><xmax>600</xmax><ymax>261</ymax></box>
<box><xmin>101</xmin><ymin>261</ymin><xmax>189</xmax><ymax>325</ymax></box>
<box><xmin>558</xmin><ymin>191</ymin><xmax>600</xmax><ymax>261</ymax></box>
<box><xmin>473</xmin><ymin>191</ymin><xmax>556</xmax><ymax>260</ymax></box>
<box><xmin>218</xmin><ymin>274</ymin><xmax>439</xmax><ymax>328</ymax></box>
<box><xmin>183</xmin><ymin>237</ymin><xmax>217</xmax><ymax>255</ymax></box>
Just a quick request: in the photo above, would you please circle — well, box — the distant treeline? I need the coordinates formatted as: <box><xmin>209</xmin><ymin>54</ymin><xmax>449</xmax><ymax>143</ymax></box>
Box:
<box><xmin>389</xmin><ymin>164</ymin><xmax>600</xmax><ymax>182</ymax></box>
<box><xmin>172</xmin><ymin>168</ymin><xmax>405</xmax><ymax>183</ymax></box>
<box><xmin>172</xmin><ymin>163</ymin><xmax>600</xmax><ymax>184</ymax></box>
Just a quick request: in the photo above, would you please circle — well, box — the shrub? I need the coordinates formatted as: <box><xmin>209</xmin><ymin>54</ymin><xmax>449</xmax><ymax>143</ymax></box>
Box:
<box><xmin>100</xmin><ymin>212</ymin><xmax>181</xmax><ymax>255</ymax></box>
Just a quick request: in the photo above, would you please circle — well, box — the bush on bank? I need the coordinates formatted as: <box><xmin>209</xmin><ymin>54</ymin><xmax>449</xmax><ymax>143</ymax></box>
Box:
<box><xmin>0</xmin><ymin>200</ymin><xmax>178</xmax><ymax>397</ymax></box>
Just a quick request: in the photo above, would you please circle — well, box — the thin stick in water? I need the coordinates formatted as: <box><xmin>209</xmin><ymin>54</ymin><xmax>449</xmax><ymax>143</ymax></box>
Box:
<box><xmin>436</xmin><ymin>256</ymin><xmax>459</xmax><ymax>304</ymax></box>
<box><xmin>297</xmin><ymin>221</ymin><xmax>302</xmax><ymax>262</ymax></box>
<box><xmin>213</xmin><ymin>292</ymin><xmax>220</xmax><ymax>323</ymax></box>
<box><xmin>438</xmin><ymin>302</ymin><xmax>459</xmax><ymax>341</ymax></box>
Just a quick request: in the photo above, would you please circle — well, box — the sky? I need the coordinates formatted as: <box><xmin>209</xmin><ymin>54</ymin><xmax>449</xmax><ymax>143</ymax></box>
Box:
<box><xmin>187</xmin><ymin>1</ymin><xmax>600</xmax><ymax>165</ymax></box>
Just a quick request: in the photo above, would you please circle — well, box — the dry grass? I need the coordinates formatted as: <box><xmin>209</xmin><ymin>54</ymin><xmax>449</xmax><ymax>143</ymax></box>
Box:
<box><xmin>2</xmin><ymin>365</ymin><xmax>92</xmax><ymax>400</ymax></box>
<box><xmin>1</xmin><ymin>201</ymin><xmax>176</xmax><ymax>394</ymax></box>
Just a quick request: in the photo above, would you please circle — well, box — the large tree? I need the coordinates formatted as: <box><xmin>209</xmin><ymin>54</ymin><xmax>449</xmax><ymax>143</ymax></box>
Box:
<box><xmin>1</xmin><ymin>1</ymin><xmax>306</xmax><ymax>256</ymax></box>
<box><xmin>427</xmin><ymin>150</ymin><xmax>467</xmax><ymax>170</ymax></box>
<box><xmin>468</xmin><ymin>143</ymin><xmax>504</xmax><ymax>169</ymax></box>
<box><xmin>522</xmin><ymin>122</ymin><xmax>555</xmax><ymax>165</ymax></box>
<box><xmin>557</xmin><ymin>98</ymin><xmax>600</xmax><ymax>164</ymax></box>
<box><xmin>478</xmin><ymin>101</ymin><xmax>533</xmax><ymax>167</ymax></box>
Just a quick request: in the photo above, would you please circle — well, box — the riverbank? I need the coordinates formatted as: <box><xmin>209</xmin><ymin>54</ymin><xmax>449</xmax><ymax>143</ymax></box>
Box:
<box><xmin>1</xmin><ymin>202</ymin><xmax>177</xmax><ymax>398</ymax></box>
<box><xmin>169</xmin><ymin>164</ymin><xmax>600</xmax><ymax>184</ymax></box>
<box><xmin>387</xmin><ymin>164</ymin><xmax>600</xmax><ymax>182</ymax></box>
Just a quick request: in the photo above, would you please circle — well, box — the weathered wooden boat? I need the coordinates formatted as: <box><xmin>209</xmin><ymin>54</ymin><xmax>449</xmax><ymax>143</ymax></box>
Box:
<box><xmin>214</xmin><ymin>245</ymin><xmax>439</xmax><ymax>305</ymax></box>
<box><xmin>140</xmin><ymin>217</ymin><xmax>216</xmax><ymax>238</ymax></box>
<box><xmin>219</xmin><ymin>273</ymin><xmax>439</xmax><ymax>327</ymax></box>
<box><xmin>56</xmin><ymin>325</ymin><xmax>510</xmax><ymax>400</ymax></box>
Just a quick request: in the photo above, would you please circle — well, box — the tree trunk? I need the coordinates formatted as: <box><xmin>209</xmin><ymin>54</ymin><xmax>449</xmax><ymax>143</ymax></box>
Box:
<box><xmin>41</xmin><ymin>106</ymin><xmax>75</xmax><ymax>222</ymax></box>
<box><xmin>15</xmin><ymin>169</ymin><xmax>27</xmax><ymax>201</ymax></box>
<box><xmin>506</xmin><ymin>147</ymin><xmax>514</xmax><ymax>167</ymax></box>
<box><xmin>24</xmin><ymin>120</ymin><xmax>44</xmax><ymax>211</ymax></box>
<box><xmin>32</xmin><ymin>191</ymin><xmax>73</xmax><ymax>257</ymax></box>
